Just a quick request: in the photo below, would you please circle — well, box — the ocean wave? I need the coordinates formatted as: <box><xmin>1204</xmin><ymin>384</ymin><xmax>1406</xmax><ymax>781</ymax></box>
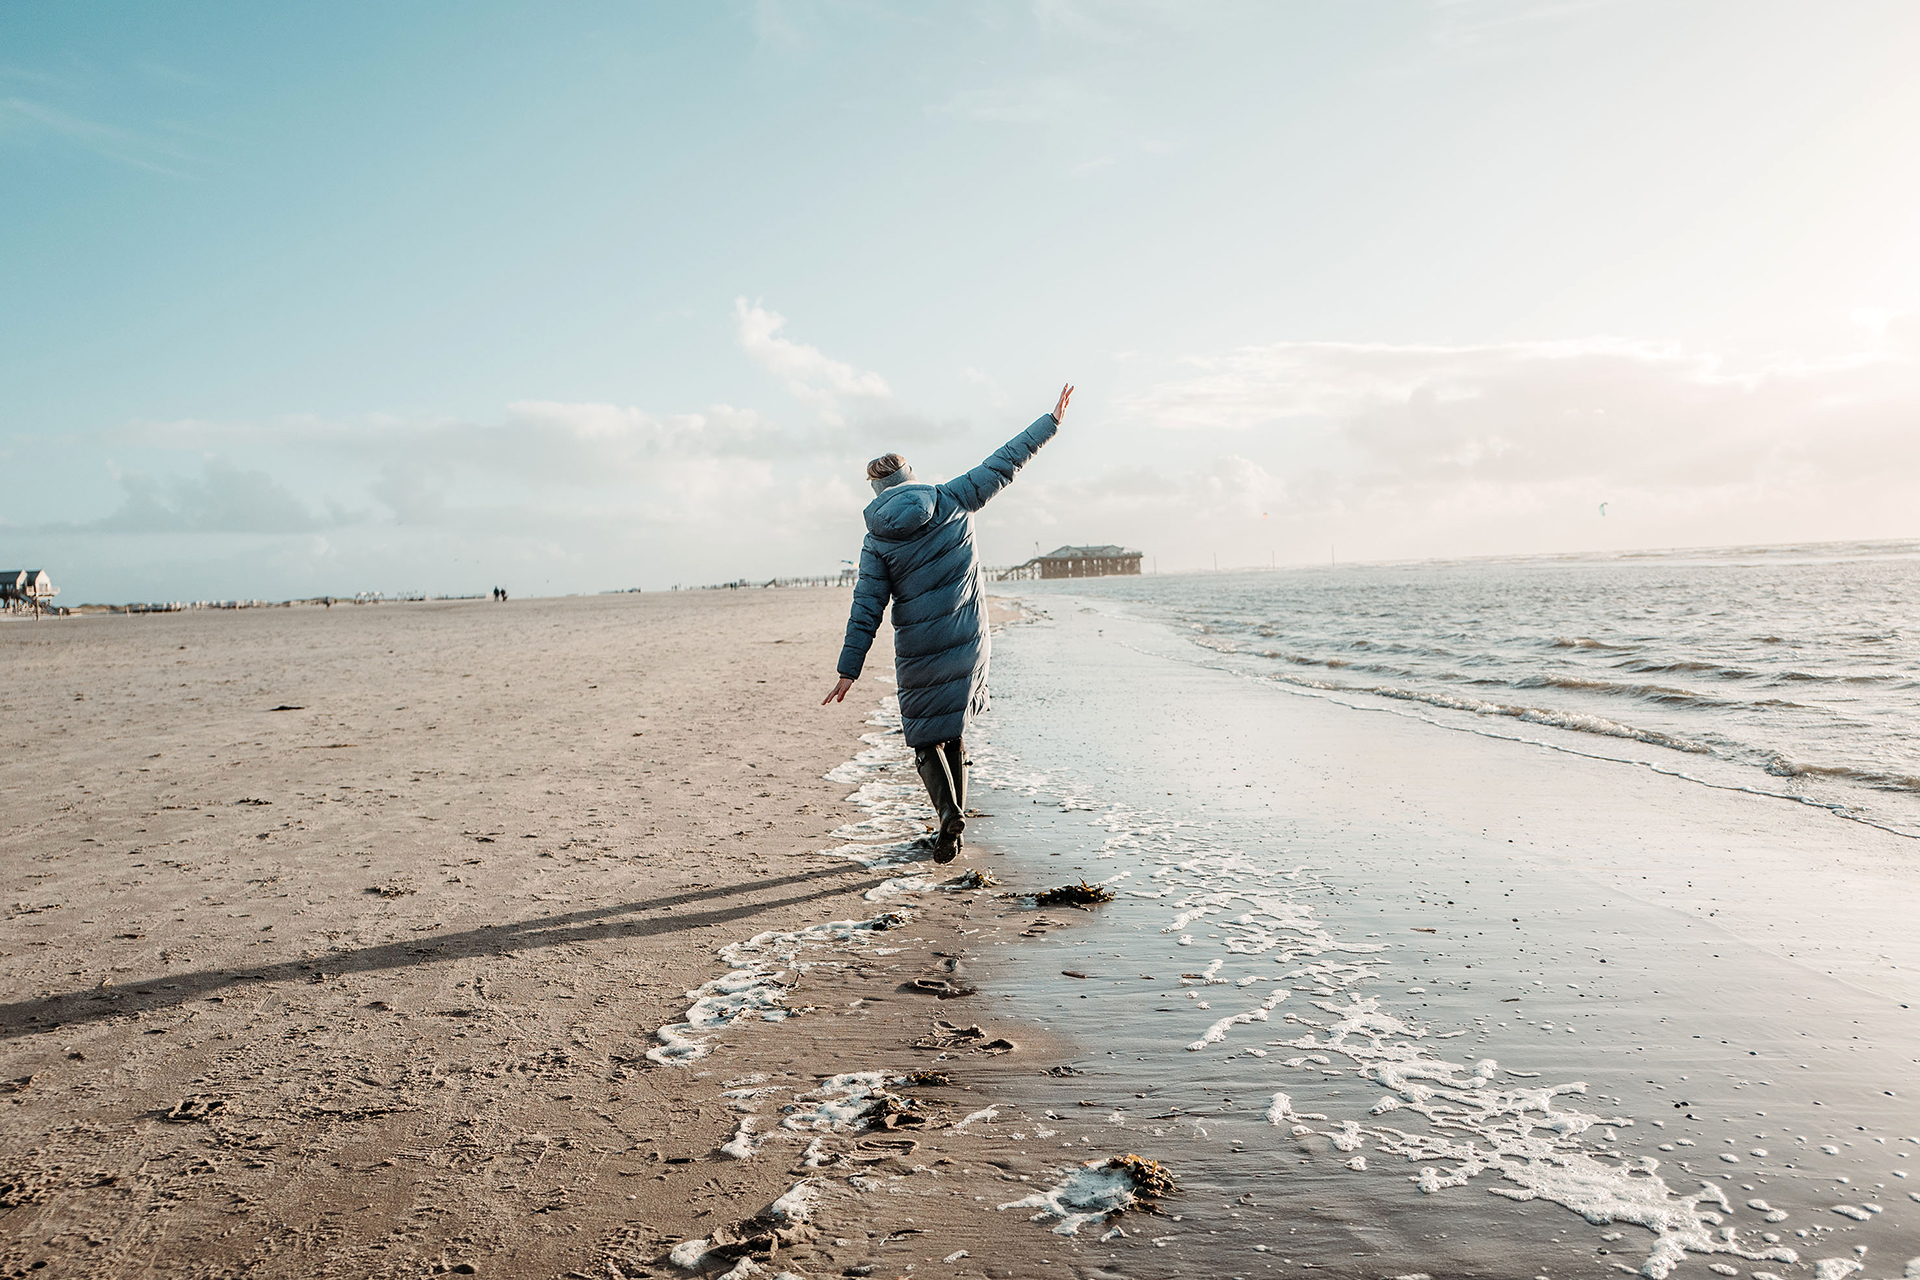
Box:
<box><xmin>1614</xmin><ymin>657</ymin><xmax>1757</xmax><ymax>680</ymax></box>
<box><xmin>1257</xmin><ymin>670</ymin><xmax>1717</xmax><ymax>755</ymax></box>
<box><xmin>1773</xmin><ymin>670</ymin><xmax>1912</xmax><ymax>685</ymax></box>
<box><xmin>1235</xmin><ymin>622</ymin><xmax>1472</xmax><ymax>662</ymax></box>
<box><xmin>1764</xmin><ymin>756</ymin><xmax>1920</xmax><ymax>794</ymax></box>
<box><xmin>1110</xmin><ymin>552</ymin><xmax>1920</xmax><ymax>833</ymax></box>
<box><xmin>1230</xmin><ymin>641</ymin><xmax>1743</xmax><ymax>713</ymax></box>
<box><xmin>1500</xmin><ymin>674</ymin><xmax>1742</xmax><ymax>711</ymax></box>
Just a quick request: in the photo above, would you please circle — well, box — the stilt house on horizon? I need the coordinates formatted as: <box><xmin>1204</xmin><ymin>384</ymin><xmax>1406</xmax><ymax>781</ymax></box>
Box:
<box><xmin>997</xmin><ymin>544</ymin><xmax>1143</xmax><ymax>581</ymax></box>
<box><xmin>0</xmin><ymin>569</ymin><xmax>60</xmax><ymax>616</ymax></box>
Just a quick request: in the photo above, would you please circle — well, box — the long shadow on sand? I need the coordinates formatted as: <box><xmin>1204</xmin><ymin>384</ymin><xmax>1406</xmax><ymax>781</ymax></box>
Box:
<box><xmin>0</xmin><ymin>863</ymin><xmax>905</xmax><ymax>1041</ymax></box>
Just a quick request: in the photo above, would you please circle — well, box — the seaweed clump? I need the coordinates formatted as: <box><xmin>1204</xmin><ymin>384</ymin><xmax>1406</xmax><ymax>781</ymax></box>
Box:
<box><xmin>1109</xmin><ymin>1153</ymin><xmax>1177</xmax><ymax>1200</ymax></box>
<box><xmin>864</xmin><ymin>1092</ymin><xmax>930</xmax><ymax>1130</ymax></box>
<box><xmin>947</xmin><ymin>867</ymin><xmax>998</xmax><ymax>890</ymax></box>
<box><xmin>1031</xmin><ymin>880</ymin><xmax>1115</xmax><ymax>908</ymax></box>
<box><xmin>903</xmin><ymin>1070</ymin><xmax>952</xmax><ymax>1087</ymax></box>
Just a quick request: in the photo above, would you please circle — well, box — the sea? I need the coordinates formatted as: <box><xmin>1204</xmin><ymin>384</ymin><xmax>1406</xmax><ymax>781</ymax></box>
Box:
<box><xmin>947</xmin><ymin>539</ymin><xmax>1920</xmax><ymax>1278</ymax></box>
<box><xmin>1027</xmin><ymin>539</ymin><xmax>1920</xmax><ymax>840</ymax></box>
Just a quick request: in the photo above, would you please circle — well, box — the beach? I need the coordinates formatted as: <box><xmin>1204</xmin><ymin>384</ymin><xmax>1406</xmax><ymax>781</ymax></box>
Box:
<box><xmin>0</xmin><ymin>592</ymin><xmax>1076</xmax><ymax>1278</ymax></box>
<box><xmin>4</xmin><ymin>579</ymin><xmax>1918</xmax><ymax>1279</ymax></box>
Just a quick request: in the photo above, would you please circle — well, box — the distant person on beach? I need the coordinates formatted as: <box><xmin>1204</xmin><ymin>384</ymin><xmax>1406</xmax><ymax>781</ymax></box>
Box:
<box><xmin>824</xmin><ymin>384</ymin><xmax>1072</xmax><ymax>862</ymax></box>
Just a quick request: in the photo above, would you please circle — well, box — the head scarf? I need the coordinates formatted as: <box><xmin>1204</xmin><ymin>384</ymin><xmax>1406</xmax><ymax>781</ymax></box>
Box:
<box><xmin>867</xmin><ymin>453</ymin><xmax>915</xmax><ymax>496</ymax></box>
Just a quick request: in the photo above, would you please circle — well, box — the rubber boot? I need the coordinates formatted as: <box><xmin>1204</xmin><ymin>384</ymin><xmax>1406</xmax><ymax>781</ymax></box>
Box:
<box><xmin>940</xmin><ymin>737</ymin><xmax>971</xmax><ymax>860</ymax></box>
<box><xmin>946</xmin><ymin>738</ymin><xmax>970</xmax><ymax>818</ymax></box>
<box><xmin>915</xmin><ymin>738</ymin><xmax>967</xmax><ymax>862</ymax></box>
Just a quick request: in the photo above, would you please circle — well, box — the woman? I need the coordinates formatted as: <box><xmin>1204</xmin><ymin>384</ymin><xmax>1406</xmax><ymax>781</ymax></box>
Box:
<box><xmin>823</xmin><ymin>383</ymin><xmax>1073</xmax><ymax>861</ymax></box>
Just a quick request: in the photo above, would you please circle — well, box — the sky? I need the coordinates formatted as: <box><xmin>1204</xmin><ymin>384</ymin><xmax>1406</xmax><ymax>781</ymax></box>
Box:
<box><xmin>5</xmin><ymin>0</ymin><xmax>1920</xmax><ymax>602</ymax></box>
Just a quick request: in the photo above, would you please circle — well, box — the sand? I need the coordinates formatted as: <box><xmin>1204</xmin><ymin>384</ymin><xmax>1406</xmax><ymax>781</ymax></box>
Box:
<box><xmin>0</xmin><ymin>592</ymin><xmax>1103</xmax><ymax>1280</ymax></box>
<box><xmin>11</xmin><ymin>587</ymin><xmax>1916</xmax><ymax>1279</ymax></box>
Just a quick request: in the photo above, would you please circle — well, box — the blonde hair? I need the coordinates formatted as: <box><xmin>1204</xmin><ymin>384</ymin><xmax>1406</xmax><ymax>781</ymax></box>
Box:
<box><xmin>866</xmin><ymin>453</ymin><xmax>907</xmax><ymax>481</ymax></box>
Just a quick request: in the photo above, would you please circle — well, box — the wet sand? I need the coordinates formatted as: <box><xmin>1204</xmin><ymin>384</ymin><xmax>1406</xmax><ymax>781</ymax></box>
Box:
<box><xmin>959</xmin><ymin>593</ymin><xmax>1920</xmax><ymax>1278</ymax></box>
<box><xmin>0</xmin><ymin>592</ymin><xmax>1107</xmax><ymax>1280</ymax></box>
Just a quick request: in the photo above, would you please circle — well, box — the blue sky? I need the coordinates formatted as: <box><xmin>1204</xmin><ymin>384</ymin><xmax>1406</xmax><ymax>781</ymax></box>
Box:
<box><xmin>6</xmin><ymin>1</ymin><xmax>1920</xmax><ymax>601</ymax></box>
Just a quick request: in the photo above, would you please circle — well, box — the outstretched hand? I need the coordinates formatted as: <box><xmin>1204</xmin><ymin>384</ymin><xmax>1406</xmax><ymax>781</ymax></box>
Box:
<box><xmin>1053</xmin><ymin>383</ymin><xmax>1074</xmax><ymax>423</ymax></box>
<box><xmin>822</xmin><ymin>676</ymin><xmax>854</xmax><ymax>705</ymax></box>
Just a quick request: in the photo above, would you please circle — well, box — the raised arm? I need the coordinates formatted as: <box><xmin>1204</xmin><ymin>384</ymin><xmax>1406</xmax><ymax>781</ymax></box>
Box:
<box><xmin>828</xmin><ymin>539</ymin><xmax>892</xmax><ymax>698</ymax></box>
<box><xmin>941</xmin><ymin>384</ymin><xmax>1072</xmax><ymax>514</ymax></box>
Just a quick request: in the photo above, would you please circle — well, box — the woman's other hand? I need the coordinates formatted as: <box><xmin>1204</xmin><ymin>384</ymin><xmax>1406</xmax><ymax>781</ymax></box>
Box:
<box><xmin>822</xmin><ymin>676</ymin><xmax>855</xmax><ymax>705</ymax></box>
<box><xmin>1053</xmin><ymin>383</ymin><xmax>1074</xmax><ymax>423</ymax></box>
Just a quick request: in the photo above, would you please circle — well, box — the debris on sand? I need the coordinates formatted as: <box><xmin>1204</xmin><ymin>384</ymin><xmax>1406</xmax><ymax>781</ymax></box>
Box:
<box><xmin>650</xmin><ymin>912</ymin><xmax>916</xmax><ymax>1065</ymax></box>
<box><xmin>946</xmin><ymin>867</ymin><xmax>998</xmax><ymax>889</ymax></box>
<box><xmin>664</xmin><ymin>1178</ymin><xmax>821</xmax><ymax>1271</ymax></box>
<box><xmin>902</xmin><ymin>1070</ymin><xmax>952</xmax><ymax>1087</ymax></box>
<box><xmin>1030</xmin><ymin>880</ymin><xmax>1115</xmax><ymax>907</ymax></box>
<box><xmin>997</xmin><ymin>1154</ymin><xmax>1178</xmax><ymax>1235</ymax></box>
<box><xmin>779</xmin><ymin>1073</ymin><xmax>931</xmax><ymax>1134</ymax></box>
<box><xmin>864</xmin><ymin>1093</ymin><xmax>931</xmax><ymax>1130</ymax></box>
<box><xmin>912</xmin><ymin>1021</ymin><xmax>1017</xmax><ymax>1055</ymax></box>
<box><xmin>915</xmin><ymin>1020</ymin><xmax>985</xmax><ymax>1049</ymax></box>
<box><xmin>159</xmin><ymin>1096</ymin><xmax>227</xmax><ymax>1124</ymax></box>
<box><xmin>365</xmin><ymin>881</ymin><xmax>415</xmax><ymax>898</ymax></box>
<box><xmin>1110</xmin><ymin>1153</ymin><xmax>1177</xmax><ymax>1198</ymax></box>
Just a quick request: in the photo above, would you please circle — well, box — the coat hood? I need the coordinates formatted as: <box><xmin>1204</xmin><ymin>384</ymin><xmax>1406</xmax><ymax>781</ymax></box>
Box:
<box><xmin>864</xmin><ymin>483</ymin><xmax>937</xmax><ymax>540</ymax></box>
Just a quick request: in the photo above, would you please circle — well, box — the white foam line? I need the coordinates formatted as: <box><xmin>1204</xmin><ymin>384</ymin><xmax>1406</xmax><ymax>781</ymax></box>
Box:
<box><xmin>667</xmin><ymin>1177</ymin><xmax>822</xmax><ymax>1275</ymax></box>
<box><xmin>648</xmin><ymin>699</ymin><xmax>940</xmax><ymax>1066</ymax></box>
<box><xmin>768</xmin><ymin>1177</ymin><xmax>821</xmax><ymax>1222</ymax></box>
<box><xmin>997</xmin><ymin>1161</ymin><xmax>1137</xmax><ymax>1236</ymax></box>
<box><xmin>865</xmin><ymin>875</ymin><xmax>931</xmax><ymax>900</ymax></box>
<box><xmin>647</xmin><ymin>912</ymin><xmax>912</xmax><ymax>1065</ymax></box>
<box><xmin>950</xmin><ymin>1106</ymin><xmax>999</xmax><ymax>1133</ymax></box>
<box><xmin>667</xmin><ymin>1238</ymin><xmax>711</xmax><ymax>1270</ymax></box>
<box><xmin>1186</xmin><ymin>989</ymin><xmax>1287</xmax><ymax>1051</ymax></box>
<box><xmin>719</xmin><ymin>1114</ymin><xmax>763</xmax><ymax>1159</ymax></box>
<box><xmin>781</xmin><ymin>1071</ymin><xmax>901</xmax><ymax>1133</ymax></box>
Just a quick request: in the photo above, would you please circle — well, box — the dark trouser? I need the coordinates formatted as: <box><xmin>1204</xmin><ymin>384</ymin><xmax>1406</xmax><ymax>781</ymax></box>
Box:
<box><xmin>913</xmin><ymin>738</ymin><xmax>969</xmax><ymax>833</ymax></box>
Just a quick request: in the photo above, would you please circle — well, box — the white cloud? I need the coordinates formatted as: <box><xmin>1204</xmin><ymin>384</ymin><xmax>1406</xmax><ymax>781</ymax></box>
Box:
<box><xmin>1127</xmin><ymin>334</ymin><xmax>1920</xmax><ymax>484</ymax></box>
<box><xmin>91</xmin><ymin>459</ymin><xmax>327</xmax><ymax>533</ymax></box>
<box><xmin>733</xmin><ymin>298</ymin><xmax>891</xmax><ymax>423</ymax></box>
<box><xmin>14</xmin><ymin>379</ymin><xmax>896</xmax><ymax>599</ymax></box>
<box><xmin>1030</xmin><ymin>330</ymin><xmax>1920</xmax><ymax>567</ymax></box>
<box><xmin>24</xmin><ymin>311</ymin><xmax>1920</xmax><ymax>599</ymax></box>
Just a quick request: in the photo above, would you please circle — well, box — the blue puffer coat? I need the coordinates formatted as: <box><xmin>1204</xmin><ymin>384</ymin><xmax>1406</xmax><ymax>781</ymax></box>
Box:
<box><xmin>837</xmin><ymin>413</ymin><xmax>1060</xmax><ymax>748</ymax></box>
